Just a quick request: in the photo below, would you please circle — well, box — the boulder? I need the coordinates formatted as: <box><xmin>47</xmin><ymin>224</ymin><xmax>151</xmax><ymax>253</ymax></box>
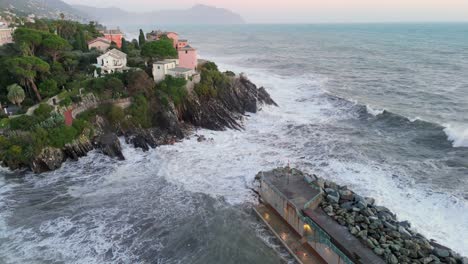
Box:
<box><xmin>95</xmin><ymin>133</ymin><xmax>124</xmax><ymax>160</ymax></box>
<box><xmin>433</xmin><ymin>247</ymin><xmax>450</xmax><ymax>258</ymax></box>
<box><xmin>326</xmin><ymin>194</ymin><xmax>340</xmax><ymax>204</ymax></box>
<box><xmin>31</xmin><ymin>147</ymin><xmax>65</xmax><ymax>173</ymax></box>
<box><xmin>339</xmin><ymin>189</ymin><xmax>354</xmax><ymax>201</ymax></box>
<box><xmin>374</xmin><ymin>247</ymin><xmax>385</xmax><ymax>256</ymax></box>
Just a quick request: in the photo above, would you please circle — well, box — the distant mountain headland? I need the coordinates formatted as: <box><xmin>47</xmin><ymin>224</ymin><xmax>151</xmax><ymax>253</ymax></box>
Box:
<box><xmin>0</xmin><ymin>0</ymin><xmax>88</xmax><ymax>21</ymax></box>
<box><xmin>72</xmin><ymin>4</ymin><xmax>246</xmax><ymax>25</ymax></box>
<box><xmin>0</xmin><ymin>1</ymin><xmax>245</xmax><ymax>25</ymax></box>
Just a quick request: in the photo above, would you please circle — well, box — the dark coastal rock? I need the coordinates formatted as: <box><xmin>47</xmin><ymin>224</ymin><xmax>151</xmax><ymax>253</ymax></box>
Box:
<box><xmin>63</xmin><ymin>137</ymin><xmax>94</xmax><ymax>160</ymax></box>
<box><xmin>153</xmin><ymin>102</ymin><xmax>184</xmax><ymax>138</ymax></box>
<box><xmin>31</xmin><ymin>147</ymin><xmax>65</xmax><ymax>173</ymax></box>
<box><xmin>95</xmin><ymin>133</ymin><xmax>124</xmax><ymax>160</ymax></box>
<box><xmin>182</xmin><ymin>75</ymin><xmax>277</xmax><ymax>131</ymax></box>
<box><xmin>125</xmin><ymin>129</ymin><xmax>159</xmax><ymax>151</ymax></box>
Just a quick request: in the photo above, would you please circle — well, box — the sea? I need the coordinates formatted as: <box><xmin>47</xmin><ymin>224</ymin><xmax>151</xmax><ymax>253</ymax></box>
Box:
<box><xmin>0</xmin><ymin>23</ymin><xmax>467</xmax><ymax>263</ymax></box>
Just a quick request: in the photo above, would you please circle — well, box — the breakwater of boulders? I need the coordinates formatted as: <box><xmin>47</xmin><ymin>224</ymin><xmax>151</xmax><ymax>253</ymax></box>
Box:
<box><xmin>316</xmin><ymin>177</ymin><xmax>467</xmax><ymax>264</ymax></box>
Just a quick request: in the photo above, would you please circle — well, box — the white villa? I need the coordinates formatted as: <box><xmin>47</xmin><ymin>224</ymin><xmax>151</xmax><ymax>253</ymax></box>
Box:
<box><xmin>152</xmin><ymin>59</ymin><xmax>196</xmax><ymax>83</ymax></box>
<box><xmin>95</xmin><ymin>49</ymin><xmax>128</xmax><ymax>75</ymax></box>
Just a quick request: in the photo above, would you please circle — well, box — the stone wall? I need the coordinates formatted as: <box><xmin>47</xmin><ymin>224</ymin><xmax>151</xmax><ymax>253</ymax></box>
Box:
<box><xmin>318</xmin><ymin>177</ymin><xmax>467</xmax><ymax>264</ymax></box>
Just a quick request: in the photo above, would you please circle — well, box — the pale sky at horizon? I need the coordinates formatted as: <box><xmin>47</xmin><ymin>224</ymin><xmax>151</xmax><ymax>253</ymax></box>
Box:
<box><xmin>63</xmin><ymin>0</ymin><xmax>468</xmax><ymax>23</ymax></box>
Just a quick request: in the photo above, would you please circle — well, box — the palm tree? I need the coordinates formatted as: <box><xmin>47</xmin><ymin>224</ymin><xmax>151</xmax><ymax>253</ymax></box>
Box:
<box><xmin>7</xmin><ymin>84</ymin><xmax>26</xmax><ymax>106</ymax></box>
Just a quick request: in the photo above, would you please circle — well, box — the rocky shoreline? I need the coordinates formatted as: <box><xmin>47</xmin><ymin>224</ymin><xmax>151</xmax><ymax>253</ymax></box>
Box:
<box><xmin>315</xmin><ymin>175</ymin><xmax>467</xmax><ymax>264</ymax></box>
<box><xmin>6</xmin><ymin>75</ymin><xmax>276</xmax><ymax>173</ymax></box>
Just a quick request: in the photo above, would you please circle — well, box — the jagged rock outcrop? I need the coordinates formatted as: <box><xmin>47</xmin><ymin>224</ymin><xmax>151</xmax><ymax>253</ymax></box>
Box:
<box><xmin>31</xmin><ymin>147</ymin><xmax>65</xmax><ymax>173</ymax></box>
<box><xmin>152</xmin><ymin>102</ymin><xmax>184</xmax><ymax>138</ymax></box>
<box><xmin>182</xmin><ymin>76</ymin><xmax>277</xmax><ymax>131</ymax></box>
<box><xmin>63</xmin><ymin>136</ymin><xmax>94</xmax><ymax>160</ymax></box>
<box><xmin>94</xmin><ymin>133</ymin><xmax>124</xmax><ymax>160</ymax></box>
<box><xmin>2</xmin><ymin>74</ymin><xmax>277</xmax><ymax>173</ymax></box>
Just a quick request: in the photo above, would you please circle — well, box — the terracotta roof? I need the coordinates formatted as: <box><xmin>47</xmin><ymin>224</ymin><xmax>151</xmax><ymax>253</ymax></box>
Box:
<box><xmin>99</xmin><ymin>48</ymin><xmax>127</xmax><ymax>60</ymax></box>
<box><xmin>179</xmin><ymin>45</ymin><xmax>196</xmax><ymax>51</ymax></box>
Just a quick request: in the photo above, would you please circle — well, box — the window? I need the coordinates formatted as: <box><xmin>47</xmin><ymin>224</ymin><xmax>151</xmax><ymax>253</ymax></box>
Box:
<box><xmin>158</xmin><ymin>66</ymin><xmax>160</xmax><ymax>69</ymax></box>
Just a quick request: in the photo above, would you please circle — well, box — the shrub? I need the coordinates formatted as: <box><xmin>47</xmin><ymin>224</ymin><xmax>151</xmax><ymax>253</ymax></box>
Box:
<box><xmin>0</xmin><ymin>118</ymin><xmax>10</xmax><ymax>129</ymax></box>
<box><xmin>224</xmin><ymin>71</ymin><xmax>236</xmax><ymax>77</ymax></box>
<box><xmin>38</xmin><ymin>79</ymin><xmax>60</xmax><ymax>98</ymax></box>
<box><xmin>129</xmin><ymin>95</ymin><xmax>151</xmax><ymax>128</ymax></box>
<box><xmin>108</xmin><ymin>105</ymin><xmax>125</xmax><ymax>125</ymax></box>
<box><xmin>34</xmin><ymin>103</ymin><xmax>54</xmax><ymax>120</ymax></box>
<box><xmin>201</xmin><ymin>61</ymin><xmax>219</xmax><ymax>71</ymax></box>
<box><xmin>59</xmin><ymin>97</ymin><xmax>72</xmax><ymax>107</ymax></box>
<box><xmin>47</xmin><ymin>125</ymin><xmax>79</xmax><ymax>148</ymax></box>
<box><xmin>157</xmin><ymin>76</ymin><xmax>187</xmax><ymax>107</ymax></box>
<box><xmin>9</xmin><ymin>115</ymin><xmax>40</xmax><ymax>130</ymax></box>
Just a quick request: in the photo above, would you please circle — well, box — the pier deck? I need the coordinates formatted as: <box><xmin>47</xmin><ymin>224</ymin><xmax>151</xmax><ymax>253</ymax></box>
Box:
<box><xmin>254</xmin><ymin>203</ymin><xmax>326</xmax><ymax>264</ymax></box>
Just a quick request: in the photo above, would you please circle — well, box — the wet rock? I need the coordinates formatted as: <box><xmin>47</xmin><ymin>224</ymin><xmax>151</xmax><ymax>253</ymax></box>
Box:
<box><xmin>326</xmin><ymin>194</ymin><xmax>340</xmax><ymax>204</ymax></box>
<box><xmin>399</xmin><ymin>226</ymin><xmax>412</xmax><ymax>238</ymax></box>
<box><xmin>31</xmin><ymin>147</ymin><xmax>65</xmax><ymax>173</ymax></box>
<box><xmin>339</xmin><ymin>189</ymin><xmax>354</xmax><ymax>201</ymax></box>
<box><xmin>63</xmin><ymin>136</ymin><xmax>93</xmax><ymax>160</ymax></box>
<box><xmin>374</xmin><ymin>247</ymin><xmax>385</xmax><ymax>256</ymax></box>
<box><xmin>324</xmin><ymin>205</ymin><xmax>334</xmax><ymax>214</ymax></box>
<box><xmin>433</xmin><ymin>247</ymin><xmax>450</xmax><ymax>258</ymax></box>
<box><xmin>95</xmin><ymin>133</ymin><xmax>124</xmax><ymax>160</ymax></box>
<box><xmin>341</xmin><ymin>201</ymin><xmax>354</xmax><ymax>210</ymax></box>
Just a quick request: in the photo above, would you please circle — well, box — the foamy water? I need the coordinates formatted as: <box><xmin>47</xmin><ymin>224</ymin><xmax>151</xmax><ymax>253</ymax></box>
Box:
<box><xmin>1</xmin><ymin>23</ymin><xmax>468</xmax><ymax>262</ymax></box>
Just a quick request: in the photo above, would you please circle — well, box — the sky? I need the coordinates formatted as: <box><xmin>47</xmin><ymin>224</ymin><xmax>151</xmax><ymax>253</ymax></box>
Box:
<box><xmin>63</xmin><ymin>0</ymin><xmax>468</xmax><ymax>23</ymax></box>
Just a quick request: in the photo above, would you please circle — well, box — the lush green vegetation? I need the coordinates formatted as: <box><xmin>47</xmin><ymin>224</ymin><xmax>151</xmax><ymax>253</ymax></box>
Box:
<box><xmin>194</xmin><ymin>62</ymin><xmax>231</xmax><ymax>99</ymax></box>
<box><xmin>157</xmin><ymin>76</ymin><xmax>187</xmax><ymax>107</ymax></box>
<box><xmin>140</xmin><ymin>38</ymin><xmax>177</xmax><ymax>62</ymax></box>
<box><xmin>0</xmin><ymin>20</ymin><xmax>200</xmax><ymax>170</ymax></box>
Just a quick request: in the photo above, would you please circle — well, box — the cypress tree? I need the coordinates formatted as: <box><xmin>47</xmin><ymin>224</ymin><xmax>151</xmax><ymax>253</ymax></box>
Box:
<box><xmin>73</xmin><ymin>31</ymin><xmax>83</xmax><ymax>51</ymax></box>
<box><xmin>80</xmin><ymin>30</ymin><xmax>88</xmax><ymax>51</ymax></box>
<box><xmin>121</xmin><ymin>38</ymin><xmax>129</xmax><ymax>53</ymax></box>
<box><xmin>138</xmin><ymin>29</ymin><xmax>146</xmax><ymax>46</ymax></box>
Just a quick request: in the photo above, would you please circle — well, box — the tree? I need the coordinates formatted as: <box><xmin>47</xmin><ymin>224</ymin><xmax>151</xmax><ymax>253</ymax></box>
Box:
<box><xmin>73</xmin><ymin>31</ymin><xmax>83</xmax><ymax>51</ymax></box>
<box><xmin>38</xmin><ymin>79</ymin><xmax>59</xmax><ymax>98</ymax></box>
<box><xmin>126</xmin><ymin>70</ymin><xmax>154</xmax><ymax>97</ymax></box>
<box><xmin>6</xmin><ymin>56</ymin><xmax>50</xmax><ymax>102</ymax></box>
<box><xmin>131</xmin><ymin>39</ymin><xmax>140</xmax><ymax>50</ymax></box>
<box><xmin>50</xmin><ymin>62</ymin><xmax>68</xmax><ymax>86</ymax></box>
<box><xmin>109</xmin><ymin>41</ymin><xmax>118</xmax><ymax>50</ymax></box>
<box><xmin>7</xmin><ymin>84</ymin><xmax>25</xmax><ymax>106</ymax></box>
<box><xmin>41</xmin><ymin>34</ymin><xmax>71</xmax><ymax>62</ymax></box>
<box><xmin>138</xmin><ymin>29</ymin><xmax>146</xmax><ymax>46</ymax></box>
<box><xmin>140</xmin><ymin>39</ymin><xmax>177</xmax><ymax>62</ymax></box>
<box><xmin>79</xmin><ymin>30</ymin><xmax>88</xmax><ymax>52</ymax></box>
<box><xmin>121</xmin><ymin>38</ymin><xmax>129</xmax><ymax>53</ymax></box>
<box><xmin>13</xmin><ymin>28</ymin><xmax>43</xmax><ymax>56</ymax></box>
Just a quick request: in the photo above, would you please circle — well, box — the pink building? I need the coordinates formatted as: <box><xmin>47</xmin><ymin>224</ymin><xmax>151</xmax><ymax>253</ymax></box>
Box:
<box><xmin>165</xmin><ymin>32</ymin><xmax>179</xmax><ymax>49</ymax></box>
<box><xmin>177</xmin><ymin>39</ymin><xmax>188</xmax><ymax>50</ymax></box>
<box><xmin>101</xmin><ymin>29</ymin><xmax>124</xmax><ymax>49</ymax></box>
<box><xmin>178</xmin><ymin>45</ymin><xmax>197</xmax><ymax>70</ymax></box>
<box><xmin>88</xmin><ymin>37</ymin><xmax>111</xmax><ymax>52</ymax></box>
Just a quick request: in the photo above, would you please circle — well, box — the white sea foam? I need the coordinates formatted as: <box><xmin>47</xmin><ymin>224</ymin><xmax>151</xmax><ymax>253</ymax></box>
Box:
<box><xmin>366</xmin><ymin>105</ymin><xmax>385</xmax><ymax>116</ymax></box>
<box><xmin>444</xmin><ymin>124</ymin><xmax>468</xmax><ymax>148</ymax></box>
<box><xmin>148</xmin><ymin>55</ymin><xmax>468</xmax><ymax>255</ymax></box>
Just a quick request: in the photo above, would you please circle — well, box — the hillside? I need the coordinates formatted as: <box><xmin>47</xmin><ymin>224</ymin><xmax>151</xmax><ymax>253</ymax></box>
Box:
<box><xmin>72</xmin><ymin>4</ymin><xmax>246</xmax><ymax>25</ymax></box>
<box><xmin>0</xmin><ymin>0</ymin><xmax>88</xmax><ymax>21</ymax></box>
